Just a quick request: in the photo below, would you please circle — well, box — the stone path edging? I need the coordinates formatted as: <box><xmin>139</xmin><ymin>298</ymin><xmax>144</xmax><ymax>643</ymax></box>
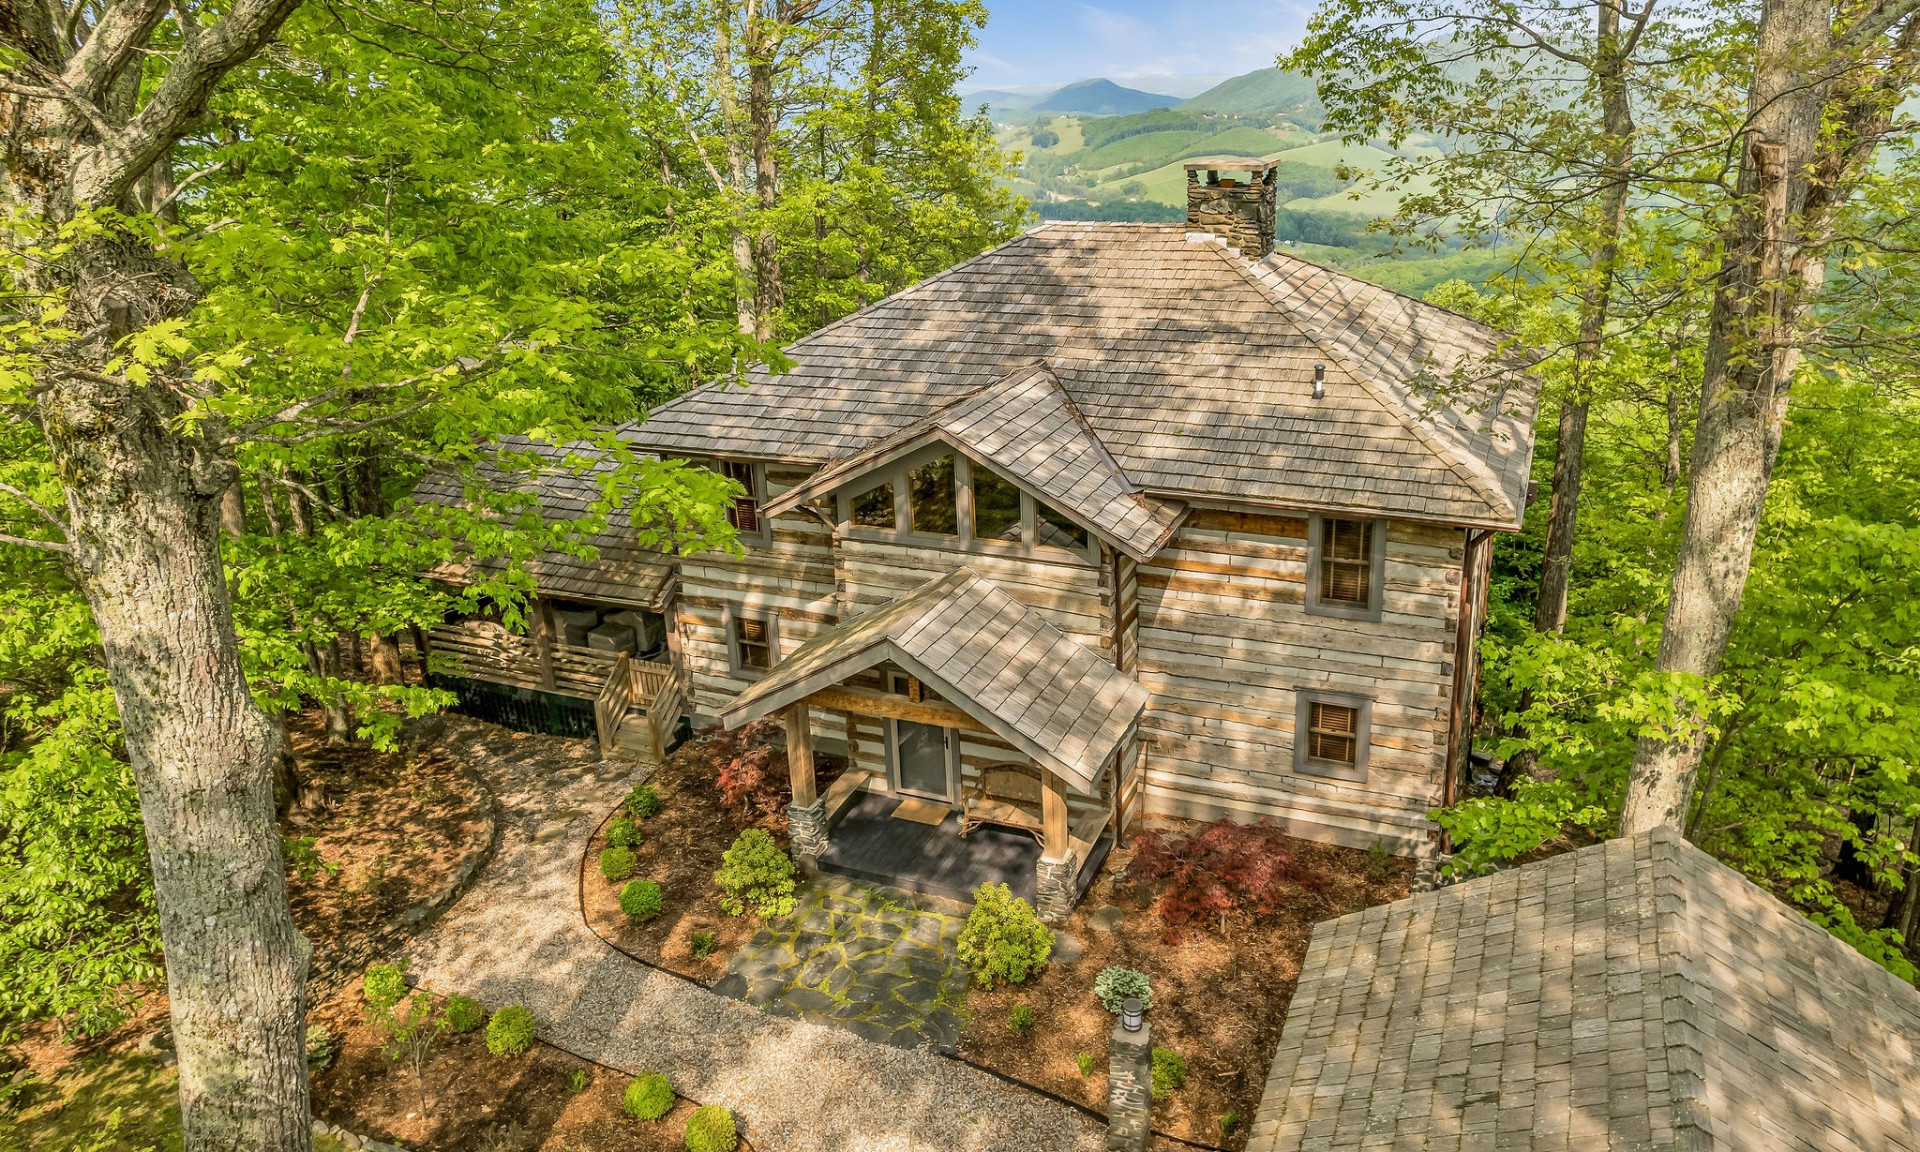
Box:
<box><xmin>406</xmin><ymin>721</ymin><xmax>1105</xmax><ymax>1152</ymax></box>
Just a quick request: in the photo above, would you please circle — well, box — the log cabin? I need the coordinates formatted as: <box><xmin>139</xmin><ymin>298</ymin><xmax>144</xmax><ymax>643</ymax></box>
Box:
<box><xmin>417</xmin><ymin>158</ymin><xmax>1541</xmax><ymax>921</ymax></box>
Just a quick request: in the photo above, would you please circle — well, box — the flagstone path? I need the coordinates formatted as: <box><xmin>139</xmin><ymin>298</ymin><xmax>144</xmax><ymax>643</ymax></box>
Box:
<box><xmin>406</xmin><ymin>718</ymin><xmax>1104</xmax><ymax>1152</ymax></box>
<box><xmin>712</xmin><ymin>878</ymin><xmax>971</xmax><ymax>1052</ymax></box>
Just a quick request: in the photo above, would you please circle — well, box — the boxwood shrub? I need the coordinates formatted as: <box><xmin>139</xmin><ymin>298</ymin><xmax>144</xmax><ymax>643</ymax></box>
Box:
<box><xmin>713</xmin><ymin>828</ymin><xmax>795</xmax><ymax>917</ymax></box>
<box><xmin>443</xmin><ymin>994</ymin><xmax>486</xmax><ymax>1034</ymax></box>
<box><xmin>956</xmin><ymin>883</ymin><xmax>1052</xmax><ymax>988</ymax></box>
<box><xmin>627</xmin><ymin>783</ymin><xmax>663</xmax><ymax>820</ymax></box>
<box><xmin>607</xmin><ymin>815</ymin><xmax>642</xmax><ymax>849</ymax></box>
<box><xmin>620</xmin><ymin>880</ymin><xmax>665</xmax><ymax>921</ymax></box>
<box><xmin>623</xmin><ymin>1071</ymin><xmax>675</xmax><ymax>1121</ymax></box>
<box><xmin>600</xmin><ymin>845</ymin><xmax>636</xmax><ymax>882</ymax></box>
<box><xmin>683</xmin><ymin>1104</ymin><xmax>738</xmax><ymax>1152</ymax></box>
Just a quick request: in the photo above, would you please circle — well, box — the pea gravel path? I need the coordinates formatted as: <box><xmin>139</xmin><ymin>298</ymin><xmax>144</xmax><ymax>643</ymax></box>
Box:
<box><xmin>407</xmin><ymin>719</ymin><xmax>1105</xmax><ymax>1152</ymax></box>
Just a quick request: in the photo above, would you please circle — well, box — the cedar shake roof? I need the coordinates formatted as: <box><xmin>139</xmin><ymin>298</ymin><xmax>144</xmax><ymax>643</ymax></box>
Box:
<box><xmin>1248</xmin><ymin>826</ymin><xmax>1920</xmax><ymax>1152</ymax></box>
<box><xmin>761</xmin><ymin>362</ymin><xmax>1186</xmax><ymax>561</ymax></box>
<box><xmin>410</xmin><ymin>437</ymin><xmax>676</xmax><ymax>612</ymax></box>
<box><xmin>720</xmin><ymin>568</ymin><xmax>1149</xmax><ymax>791</ymax></box>
<box><xmin>624</xmin><ymin>223</ymin><xmax>1540</xmax><ymax>530</ymax></box>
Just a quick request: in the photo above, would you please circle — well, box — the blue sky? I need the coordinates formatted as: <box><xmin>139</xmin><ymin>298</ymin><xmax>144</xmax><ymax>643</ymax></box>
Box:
<box><xmin>962</xmin><ymin>1</ymin><xmax>1315</xmax><ymax>93</ymax></box>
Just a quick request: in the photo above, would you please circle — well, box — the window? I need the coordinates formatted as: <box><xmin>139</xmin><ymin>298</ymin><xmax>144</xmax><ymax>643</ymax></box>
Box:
<box><xmin>728</xmin><ymin>610</ymin><xmax>776</xmax><ymax>673</ymax></box>
<box><xmin>1035</xmin><ymin>499</ymin><xmax>1089</xmax><ymax>551</ymax></box>
<box><xmin>721</xmin><ymin>459</ymin><xmax>762</xmax><ymax>535</ymax></box>
<box><xmin>1307</xmin><ymin>515</ymin><xmax>1384</xmax><ymax>620</ymax></box>
<box><xmin>1294</xmin><ymin>693</ymin><xmax>1371</xmax><ymax>781</ymax></box>
<box><xmin>908</xmin><ymin>454</ymin><xmax>958</xmax><ymax>536</ymax></box>
<box><xmin>971</xmin><ymin>466</ymin><xmax>1023</xmax><ymax>542</ymax></box>
<box><xmin>850</xmin><ymin>480</ymin><xmax>895</xmax><ymax>529</ymax></box>
<box><xmin>1320</xmin><ymin>518</ymin><xmax>1373</xmax><ymax>603</ymax></box>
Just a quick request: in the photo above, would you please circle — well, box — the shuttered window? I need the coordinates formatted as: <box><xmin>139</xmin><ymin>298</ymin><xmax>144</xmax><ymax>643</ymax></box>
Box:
<box><xmin>721</xmin><ymin>460</ymin><xmax>761</xmax><ymax>534</ymax></box>
<box><xmin>731</xmin><ymin>613</ymin><xmax>774</xmax><ymax>671</ymax></box>
<box><xmin>1319</xmin><ymin>517</ymin><xmax>1373</xmax><ymax>605</ymax></box>
<box><xmin>1307</xmin><ymin>702</ymin><xmax>1360</xmax><ymax>765</ymax></box>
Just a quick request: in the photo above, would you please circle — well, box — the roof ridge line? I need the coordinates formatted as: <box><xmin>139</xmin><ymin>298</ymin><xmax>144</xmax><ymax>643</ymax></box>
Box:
<box><xmin>1644</xmin><ymin>827</ymin><xmax>1717</xmax><ymax>1149</ymax></box>
<box><xmin>1204</xmin><ymin>240</ymin><xmax>1514</xmax><ymax>518</ymax></box>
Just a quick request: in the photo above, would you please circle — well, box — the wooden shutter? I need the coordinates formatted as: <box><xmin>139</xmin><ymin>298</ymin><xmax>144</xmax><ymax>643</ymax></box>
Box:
<box><xmin>722</xmin><ymin>460</ymin><xmax>760</xmax><ymax>533</ymax></box>
<box><xmin>1308</xmin><ymin>702</ymin><xmax>1359</xmax><ymax>764</ymax></box>
<box><xmin>1319</xmin><ymin>518</ymin><xmax>1373</xmax><ymax>605</ymax></box>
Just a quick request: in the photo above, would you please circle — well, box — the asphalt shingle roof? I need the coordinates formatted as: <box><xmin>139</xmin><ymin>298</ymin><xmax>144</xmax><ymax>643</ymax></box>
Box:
<box><xmin>624</xmin><ymin>223</ymin><xmax>1540</xmax><ymax>529</ymax></box>
<box><xmin>1248</xmin><ymin>826</ymin><xmax>1920</xmax><ymax>1152</ymax></box>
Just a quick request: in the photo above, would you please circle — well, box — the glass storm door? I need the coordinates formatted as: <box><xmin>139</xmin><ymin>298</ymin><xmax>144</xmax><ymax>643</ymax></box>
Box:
<box><xmin>892</xmin><ymin>720</ymin><xmax>952</xmax><ymax>800</ymax></box>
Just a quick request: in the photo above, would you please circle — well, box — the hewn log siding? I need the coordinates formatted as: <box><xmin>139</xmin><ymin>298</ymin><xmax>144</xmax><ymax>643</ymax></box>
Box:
<box><xmin>835</xmin><ymin>531</ymin><xmax>1112</xmax><ymax>651</ymax></box>
<box><xmin>1134</xmin><ymin>517</ymin><xmax>1465</xmax><ymax>851</ymax></box>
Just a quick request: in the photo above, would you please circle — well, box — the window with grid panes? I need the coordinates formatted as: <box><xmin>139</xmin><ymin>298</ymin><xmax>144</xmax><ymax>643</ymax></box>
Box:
<box><xmin>731</xmin><ymin>614</ymin><xmax>773</xmax><ymax>671</ymax></box>
<box><xmin>1318</xmin><ymin>517</ymin><xmax>1373</xmax><ymax>605</ymax></box>
<box><xmin>721</xmin><ymin>460</ymin><xmax>761</xmax><ymax>534</ymax></box>
<box><xmin>1307</xmin><ymin>701</ymin><xmax>1360</xmax><ymax>766</ymax></box>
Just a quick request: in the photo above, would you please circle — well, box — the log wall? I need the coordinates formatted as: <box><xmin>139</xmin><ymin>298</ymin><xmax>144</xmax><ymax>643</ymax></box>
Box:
<box><xmin>1133</xmin><ymin>509</ymin><xmax>1466</xmax><ymax>852</ymax></box>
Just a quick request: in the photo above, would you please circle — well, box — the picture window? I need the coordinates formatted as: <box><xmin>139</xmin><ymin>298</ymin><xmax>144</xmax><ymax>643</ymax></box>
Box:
<box><xmin>971</xmin><ymin>467</ymin><xmax>1023</xmax><ymax>542</ymax></box>
<box><xmin>1035</xmin><ymin>499</ymin><xmax>1088</xmax><ymax>551</ymax></box>
<box><xmin>908</xmin><ymin>455</ymin><xmax>958</xmax><ymax>536</ymax></box>
<box><xmin>851</xmin><ymin>480</ymin><xmax>895</xmax><ymax>529</ymax></box>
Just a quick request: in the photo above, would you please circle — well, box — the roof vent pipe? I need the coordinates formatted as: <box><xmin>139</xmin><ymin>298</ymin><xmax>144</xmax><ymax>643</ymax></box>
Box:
<box><xmin>1313</xmin><ymin>363</ymin><xmax>1326</xmax><ymax>400</ymax></box>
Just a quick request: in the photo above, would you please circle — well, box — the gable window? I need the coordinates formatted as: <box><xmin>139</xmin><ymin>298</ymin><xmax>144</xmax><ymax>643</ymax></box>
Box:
<box><xmin>721</xmin><ymin>459</ymin><xmax>763</xmax><ymax>536</ymax></box>
<box><xmin>727</xmin><ymin>609</ymin><xmax>777</xmax><ymax>674</ymax></box>
<box><xmin>1035</xmin><ymin>499</ymin><xmax>1089</xmax><ymax>551</ymax></box>
<box><xmin>850</xmin><ymin>480</ymin><xmax>895</xmax><ymax>529</ymax></box>
<box><xmin>1306</xmin><ymin>515</ymin><xmax>1385</xmax><ymax>620</ymax></box>
<box><xmin>1294</xmin><ymin>692</ymin><xmax>1371</xmax><ymax>781</ymax></box>
<box><xmin>908</xmin><ymin>454</ymin><xmax>958</xmax><ymax>536</ymax></box>
<box><xmin>971</xmin><ymin>466</ymin><xmax>1023</xmax><ymax>542</ymax></box>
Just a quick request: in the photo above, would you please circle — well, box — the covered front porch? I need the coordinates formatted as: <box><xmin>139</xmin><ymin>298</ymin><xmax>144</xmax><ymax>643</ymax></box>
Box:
<box><xmin>723</xmin><ymin>568</ymin><xmax>1146</xmax><ymax>921</ymax></box>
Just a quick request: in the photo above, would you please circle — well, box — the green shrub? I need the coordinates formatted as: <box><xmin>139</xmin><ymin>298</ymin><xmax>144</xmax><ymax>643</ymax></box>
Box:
<box><xmin>486</xmin><ymin>1005</ymin><xmax>537</xmax><ymax>1056</ymax></box>
<box><xmin>305</xmin><ymin>1024</ymin><xmax>336</xmax><ymax>1070</ymax></box>
<box><xmin>683</xmin><ymin>1104</ymin><xmax>738</xmax><ymax>1152</ymax></box>
<box><xmin>1076</xmin><ymin>1050</ymin><xmax>1096</xmax><ymax>1078</ymax></box>
<box><xmin>956</xmin><ymin>883</ymin><xmax>1052</xmax><ymax>988</ymax></box>
<box><xmin>600</xmin><ymin>846</ymin><xmax>636</xmax><ymax>882</ymax></box>
<box><xmin>713</xmin><ymin>828</ymin><xmax>796</xmax><ymax>917</ymax></box>
<box><xmin>443</xmin><ymin>994</ymin><xmax>486</xmax><ymax>1034</ymax></box>
<box><xmin>361</xmin><ymin>962</ymin><xmax>408</xmax><ymax>1010</ymax></box>
<box><xmin>569</xmin><ymin>1068</ymin><xmax>591</xmax><ymax>1094</ymax></box>
<box><xmin>690</xmin><ymin>932</ymin><xmax>718</xmax><ymax>959</ymax></box>
<box><xmin>1092</xmin><ymin>966</ymin><xmax>1152</xmax><ymax>1014</ymax></box>
<box><xmin>1008</xmin><ymin>1005</ymin><xmax>1035</xmax><ymax>1034</ymax></box>
<box><xmin>607</xmin><ymin>815</ymin><xmax>642</xmax><ymax>849</ymax></box>
<box><xmin>623</xmin><ymin>1071</ymin><xmax>674</xmax><ymax>1121</ymax></box>
<box><xmin>1151</xmin><ymin>1046</ymin><xmax>1187</xmax><ymax>1099</ymax></box>
<box><xmin>621</xmin><ymin>880</ymin><xmax>665</xmax><ymax>921</ymax></box>
<box><xmin>1219</xmin><ymin>1110</ymin><xmax>1241</xmax><ymax>1140</ymax></box>
<box><xmin>627</xmin><ymin>784</ymin><xmax>663</xmax><ymax>819</ymax></box>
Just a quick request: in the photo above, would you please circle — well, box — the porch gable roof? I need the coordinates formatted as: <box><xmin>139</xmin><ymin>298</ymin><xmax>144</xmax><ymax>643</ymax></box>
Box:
<box><xmin>760</xmin><ymin>363</ymin><xmax>1186</xmax><ymax>562</ymax></box>
<box><xmin>720</xmin><ymin>569</ymin><xmax>1148</xmax><ymax>792</ymax></box>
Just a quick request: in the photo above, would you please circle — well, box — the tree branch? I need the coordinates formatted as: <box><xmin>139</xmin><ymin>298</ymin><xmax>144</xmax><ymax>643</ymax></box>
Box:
<box><xmin>0</xmin><ymin>531</ymin><xmax>71</xmax><ymax>553</ymax></box>
<box><xmin>0</xmin><ymin>480</ymin><xmax>72</xmax><ymax>534</ymax></box>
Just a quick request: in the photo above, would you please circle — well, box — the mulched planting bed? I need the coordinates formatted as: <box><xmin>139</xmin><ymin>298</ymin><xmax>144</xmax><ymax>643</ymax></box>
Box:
<box><xmin>282</xmin><ymin>711</ymin><xmax>495</xmax><ymax>997</ymax></box>
<box><xmin>309</xmin><ymin>990</ymin><xmax>734</xmax><ymax>1152</ymax></box>
<box><xmin>957</xmin><ymin>833</ymin><xmax>1412</xmax><ymax>1150</ymax></box>
<box><xmin>582</xmin><ymin>725</ymin><xmax>842</xmax><ymax>985</ymax></box>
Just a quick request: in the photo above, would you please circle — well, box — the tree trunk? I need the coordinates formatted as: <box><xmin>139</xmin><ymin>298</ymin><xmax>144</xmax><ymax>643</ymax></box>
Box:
<box><xmin>713</xmin><ymin>0</ymin><xmax>756</xmax><ymax>337</ymax></box>
<box><xmin>39</xmin><ymin>359</ymin><xmax>311</xmax><ymax>1150</ymax></box>
<box><xmin>320</xmin><ymin>639</ymin><xmax>353</xmax><ymax>745</ymax></box>
<box><xmin>746</xmin><ymin>0</ymin><xmax>783</xmax><ymax>341</ymax></box>
<box><xmin>219</xmin><ymin>466</ymin><xmax>248</xmax><ymax>536</ymax></box>
<box><xmin>368</xmin><ymin>633</ymin><xmax>405</xmax><ymax>685</ymax></box>
<box><xmin>1621</xmin><ymin>0</ymin><xmax>1831</xmax><ymax>834</ymax></box>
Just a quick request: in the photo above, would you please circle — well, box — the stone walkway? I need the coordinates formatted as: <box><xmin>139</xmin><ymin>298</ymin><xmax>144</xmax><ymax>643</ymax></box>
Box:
<box><xmin>407</xmin><ymin>719</ymin><xmax>1103</xmax><ymax>1152</ymax></box>
<box><xmin>713</xmin><ymin>879</ymin><xmax>970</xmax><ymax>1052</ymax></box>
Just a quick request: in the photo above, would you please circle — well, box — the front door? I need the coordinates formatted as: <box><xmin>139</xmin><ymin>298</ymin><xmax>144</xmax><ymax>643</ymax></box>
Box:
<box><xmin>892</xmin><ymin>719</ymin><xmax>953</xmax><ymax>801</ymax></box>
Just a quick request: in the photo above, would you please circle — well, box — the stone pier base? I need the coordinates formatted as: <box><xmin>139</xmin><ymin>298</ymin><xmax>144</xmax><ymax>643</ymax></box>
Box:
<box><xmin>787</xmin><ymin>799</ymin><xmax>829</xmax><ymax>867</ymax></box>
<box><xmin>1034</xmin><ymin>852</ymin><xmax>1078</xmax><ymax>924</ymax></box>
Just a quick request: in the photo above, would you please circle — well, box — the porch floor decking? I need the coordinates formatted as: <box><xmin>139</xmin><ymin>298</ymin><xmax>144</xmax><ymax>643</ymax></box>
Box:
<box><xmin>817</xmin><ymin>790</ymin><xmax>1110</xmax><ymax>905</ymax></box>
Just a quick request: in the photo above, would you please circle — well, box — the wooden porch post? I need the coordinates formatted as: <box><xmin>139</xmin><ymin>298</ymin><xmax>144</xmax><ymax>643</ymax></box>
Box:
<box><xmin>785</xmin><ymin>699</ymin><xmax>829</xmax><ymax>865</ymax></box>
<box><xmin>786</xmin><ymin>700</ymin><xmax>817</xmax><ymax>807</ymax></box>
<box><xmin>533</xmin><ymin>598</ymin><xmax>558</xmax><ymax>692</ymax></box>
<box><xmin>1036</xmin><ymin>768</ymin><xmax>1076</xmax><ymax>924</ymax></box>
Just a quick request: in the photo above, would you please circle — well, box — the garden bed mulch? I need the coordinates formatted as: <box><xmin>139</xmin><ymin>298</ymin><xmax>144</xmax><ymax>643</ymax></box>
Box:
<box><xmin>581</xmin><ymin>724</ymin><xmax>842</xmax><ymax>985</ymax></box>
<box><xmin>956</xmin><ymin>835</ymin><xmax>1412</xmax><ymax>1151</ymax></box>
<box><xmin>309</xmin><ymin>989</ymin><xmax>734</xmax><ymax>1152</ymax></box>
<box><xmin>282</xmin><ymin>711</ymin><xmax>497</xmax><ymax>998</ymax></box>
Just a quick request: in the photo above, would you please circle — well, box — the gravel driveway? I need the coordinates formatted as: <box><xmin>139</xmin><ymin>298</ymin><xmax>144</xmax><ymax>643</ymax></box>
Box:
<box><xmin>408</xmin><ymin>719</ymin><xmax>1105</xmax><ymax>1152</ymax></box>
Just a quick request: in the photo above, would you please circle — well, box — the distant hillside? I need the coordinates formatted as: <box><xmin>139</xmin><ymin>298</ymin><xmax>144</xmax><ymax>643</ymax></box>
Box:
<box><xmin>1180</xmin><ymin>68</ymin><xmax>1322</xmax><ymax>120</ymax></box>
<box><xmin>1033</xmin><ymin>79</ymin><xmax>1180</xmax><ymax>117</ymax></box>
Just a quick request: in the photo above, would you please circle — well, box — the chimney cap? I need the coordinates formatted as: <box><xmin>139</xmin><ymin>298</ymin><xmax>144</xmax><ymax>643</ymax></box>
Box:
<box><xmin>1181</xmin><ymin>155</ymin><xmax>1279</xmax><ymax>173</ymax></box>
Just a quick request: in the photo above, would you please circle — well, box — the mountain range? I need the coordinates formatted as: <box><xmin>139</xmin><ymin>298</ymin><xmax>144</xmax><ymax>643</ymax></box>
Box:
<box><xmin>963</xmin><ymin>67</ymin><xmax>1321</xmax><ymax>122</ymax></box>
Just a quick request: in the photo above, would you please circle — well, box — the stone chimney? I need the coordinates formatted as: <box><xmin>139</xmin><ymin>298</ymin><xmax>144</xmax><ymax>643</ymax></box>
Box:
<box><xmin>1184</xmin><ymin>157</ymin><xmax>1278</xmax><ymax>259</ymax></box>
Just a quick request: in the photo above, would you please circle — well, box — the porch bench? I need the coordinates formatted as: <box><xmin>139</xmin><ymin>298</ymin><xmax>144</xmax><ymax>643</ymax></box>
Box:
<box><xmin>960</xmin><ymin>763</ymin><xmax>1045</xmax><ymax>841</ymax></box>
